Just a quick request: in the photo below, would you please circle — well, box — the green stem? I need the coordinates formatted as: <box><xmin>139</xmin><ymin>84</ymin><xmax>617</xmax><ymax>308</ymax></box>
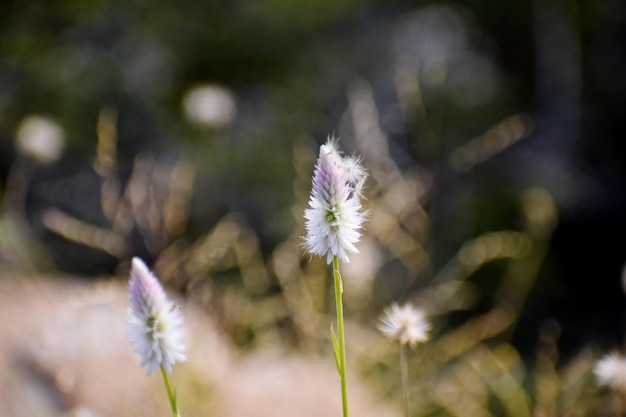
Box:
<box><xmin>333</xmin><ymin>255</ymin><xmax>349</xmax><ymax>417</ymax></box>
<box><xmin>160</xmin><ymin>365</ymin><xmax>181</xmax><ymax>417</ymax></box>
<box><xmin>400</xmin><ymin>344</ymin><xmax>409</xmax><ymax>417</ymax></box>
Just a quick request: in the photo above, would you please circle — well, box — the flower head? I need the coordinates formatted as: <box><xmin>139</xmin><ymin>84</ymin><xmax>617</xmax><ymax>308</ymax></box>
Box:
<box><xmin>127</xmin><ymin>257</ymin><xmax>186</xmax><ymax>375</ymax></box>
<box><xmin>379</xmin><ymin>303</ymin><xmax>430</xmax><ymax>348</ymax></box>
<box><xmin>303</xmin><ymin>137</ymin><xmax>367</xmax><ymax>264</ymax></box>
<box><xmin>594</xmin><ymin>352</ymin><xmax>626</xmax><ymax>391</ymax></box>
<box><xmin>182</xmin><ymin>84</ymin><xmax>236</xmax><ymax>128</ymax></box>
<box><xmin>16</xmin><ymin>115</ymin><xmax>65</xmax><ymax>164</ymax></box>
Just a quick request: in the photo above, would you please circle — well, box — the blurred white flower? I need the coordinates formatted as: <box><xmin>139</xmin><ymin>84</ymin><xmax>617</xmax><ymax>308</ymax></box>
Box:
<box><xmin>379</xmin><ymin>303</ymin><xmax>430</xmax><ymax>348</ymax></box>
<box><xmin>15</xmin><ymin>115</ymin><xmax>65</xmax><ymax>164</ymax></box>
<box><xmin>594</xmin><ymin>352</ymin><xmax>626</xmax><ymax>391</ymax></box>
<box><xmin>182</xmin><ymin>84</ymin><xmax>236</xmax><ymax>128</ymax></box>
<box><xmin>127</xmin><ymin>257</ymin><xmax>186</xmax><ymax>375</ymax></box>
<box><xmin>303</xmin><ymin>138</ymin><xmax>367</xmax><ymax>264</ymax></box>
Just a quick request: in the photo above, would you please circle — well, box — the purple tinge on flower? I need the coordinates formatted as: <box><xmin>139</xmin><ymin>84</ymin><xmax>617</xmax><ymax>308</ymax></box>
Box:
<box><xmin>304</xmin><ymin>138</ymin><xmax>367</xmax><ymax>264</ymax></box>
<box><xmin>127</xmin><ymin>257</ymin><xmax>186</xmax><ymax>375</ymax></box>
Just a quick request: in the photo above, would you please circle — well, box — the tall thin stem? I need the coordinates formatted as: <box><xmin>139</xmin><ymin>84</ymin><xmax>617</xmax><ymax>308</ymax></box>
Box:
<box><xmin>400</xmin><ymin>344</ymin><xmax>409</xmax><ymax>417</ymax></box>
<box><xmin>160</xmin><ymin>365</ymin><xmax>181</xmax><ymax>417</ymax></box>
<box><xmin>333</xmin><ymin>255</ymin><xmax>349</xmax><ymax>417</ymax></box>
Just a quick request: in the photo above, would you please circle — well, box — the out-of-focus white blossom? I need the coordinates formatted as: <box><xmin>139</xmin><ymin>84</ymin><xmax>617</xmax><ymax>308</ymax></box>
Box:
<box><xmin>127</xmin><ymin>257</ymin><xmax>186</xmax><ymax>375</ymax></box>
<box><xmin>182</xmin><ymin>84</ymin><xmax>236</xmax><ymax>128</ymax></box>
<box><xmin>303</xmin><ymin>138</ymin><xmax>367</xmax><ymax>264</ymax></box>
<box><xmin>595</xmin><ymin>352</ymin><xmax>626</xmax><ymax>392</ymax></box>
<box><xmin>15</xmin><ymin>115</ymin><xmax>65</xmax><ymax>164</ymax></box>
<box><xmin>379</xmin><ymin>303</ymin><xmax>430</xmax><ymax>348</ymax></box>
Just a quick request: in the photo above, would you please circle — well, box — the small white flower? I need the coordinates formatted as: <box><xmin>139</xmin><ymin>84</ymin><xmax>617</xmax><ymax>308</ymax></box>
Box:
<box><xmin>594</xmin><ymin>352</ymin><xmax>626</xmax><ymax>391</ymax></box>
<box><xmin>15</xmin><ymin>115</ymin><xmax>65</xmax><ymax>164</ymax></box>
<box><xmin>127</xmin><ymin>257</ymin><xmax>186</xmax><ymax>375</ymax></box>
<box><xmin>182</xmin><ymin>84</ymin><xmax>236</xmax><ymax>128</ymax></box>
<box><xmin>303</xmin><ymin>137</ymin><xmax>367</xmax><ymax>264</ymax></box>
<box><xmin>379</xmin><ymin>303</ymin><xmax>430</xmax><ymax>348</ymax></box>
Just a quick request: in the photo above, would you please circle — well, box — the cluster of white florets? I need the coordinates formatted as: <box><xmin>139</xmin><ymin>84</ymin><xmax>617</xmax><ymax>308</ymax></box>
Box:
<box><xmin>303</xmin><ymin>138</ymin><xmax>368</xmax><ymax>264</ymax></box>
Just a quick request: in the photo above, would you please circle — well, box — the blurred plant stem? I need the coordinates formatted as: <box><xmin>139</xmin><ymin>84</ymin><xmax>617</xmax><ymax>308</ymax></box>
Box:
<box><xmin>160</xmin><ymin>365</ymin><xmax>181</xmax><ymax>417</ymax></box>
<box><xmin>396</xmin><ymin>59</ymin><xmax>447</xmax><ymax>282</ymax></box>
<box><xmin>3</xmin><ymin>155</ymin><xmax>56</xmax><ymax>273</ymax></box>
<box><xmin>496</xmin><ymin>188</ymin><xmax>557</xmax><ymax>340</ymax></box>
<box><xmin>400</xmin><ymin>344</ymin><xmax>409</xmax><ymax>417</ymax></box>
<box><xmin>612</xmin><ymin>390</ymin><xmax>623</xmax><ymax>417</ymax></box>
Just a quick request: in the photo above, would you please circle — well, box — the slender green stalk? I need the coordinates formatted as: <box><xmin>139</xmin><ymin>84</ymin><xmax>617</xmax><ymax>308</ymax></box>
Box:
<box><xmin>333</xmin><ymin>255</ymin><xmax>349</xmax><ymax>417</ymax></box>
<box><xmin>399</xmin><ymin>344</ymin><xmax>409</xmax><ymax>417</ymax></box>
<box><xmin>160</xmin><ymin>365</ymin><xmax>181</xmax><ymax>417</ymax></box>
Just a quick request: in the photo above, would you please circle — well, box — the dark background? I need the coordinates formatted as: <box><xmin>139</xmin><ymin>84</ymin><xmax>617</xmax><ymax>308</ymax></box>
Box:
<box><xmin>1</xmin><ymin>0</ymin><xmax>626</xmax><ymax>359</ymax></box>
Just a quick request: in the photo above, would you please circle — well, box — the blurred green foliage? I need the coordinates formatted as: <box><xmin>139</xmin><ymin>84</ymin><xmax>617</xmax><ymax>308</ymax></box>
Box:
<box><xmin>1</xmin><ymin>0</ymin><xmax>626</xmax><ymax>414</ymax></box>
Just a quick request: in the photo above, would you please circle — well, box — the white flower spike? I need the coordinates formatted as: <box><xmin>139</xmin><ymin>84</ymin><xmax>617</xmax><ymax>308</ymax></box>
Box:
<box><xmin>303</xmin><ymin>137</ymin><xmax>367</xmax><ymax>264</ymax></box>
<box><xmin>127</xmin><ymin>257</ymin><xmax>187</xmax><ymax>375</ymax></box>
<box><xmin>379</xmin><ymin>303</ymin><xmax>431</xmax><ymax>348</ymax></box>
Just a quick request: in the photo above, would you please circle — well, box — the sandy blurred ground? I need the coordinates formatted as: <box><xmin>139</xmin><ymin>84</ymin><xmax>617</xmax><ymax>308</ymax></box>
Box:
<box><xmin>0</xmin><ymin>277</ymin><xmax>397</xmax><ymax>417</ymax></box>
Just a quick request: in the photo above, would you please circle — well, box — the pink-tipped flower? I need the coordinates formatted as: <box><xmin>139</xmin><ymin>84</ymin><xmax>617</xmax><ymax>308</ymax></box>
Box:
<box><xmin>127</xmin><ymin>257</ymin><xmax>186</xmax><ymax>375</ymax></box>
<box><xmin>379</xmin><ymin>303</ymin><xmax>431</xmax><ymax>348</ymax></box>
<box><xmin>303</xmin><ymin>137</ymin><xmax>367</xmax><ymax>264</ymax></box>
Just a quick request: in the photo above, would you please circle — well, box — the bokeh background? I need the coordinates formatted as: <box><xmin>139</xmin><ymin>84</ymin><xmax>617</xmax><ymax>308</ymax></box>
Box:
<box><xmin>1</xmin><ymin>0</ymin><xmax>626</xmax><ymax>416</ymax></box>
